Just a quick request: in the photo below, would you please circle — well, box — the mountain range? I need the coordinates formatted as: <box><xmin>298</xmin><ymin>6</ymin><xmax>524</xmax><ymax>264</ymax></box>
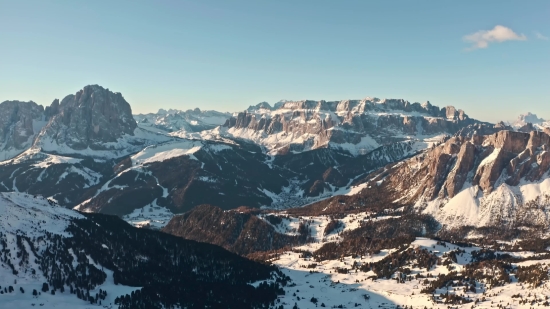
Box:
<box><xmin>2</xmin><ymin>84</ymin><xmax>550</xmax><ymax>308</ymax></box>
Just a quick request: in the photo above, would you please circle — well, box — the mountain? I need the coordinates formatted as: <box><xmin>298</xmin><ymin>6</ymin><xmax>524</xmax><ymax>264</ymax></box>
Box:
<box><xmin>514</xmin><ymin>112</ymin><xmax>545</xmax><ymax>126</ymax></box>
<box><xmin>134</xmin><ymin>108</ymin><xmax>231</xmax><ymax>133</ymax></box>
<box><xmin>215</xmin><ymin>98</ymin><xmax>479</xmax><ymax>156</ymax></box>
<box><xmin>2</xmin><ymin>88</ymin><xmax>504</xmax><ymax>221</ymax></box>
<box><xmin>293</xmin><ymin>130</ymin><xmax>550</xmax><ymax>234</ymax></box>
<box><xmin>510</xmin><ymin>112</ymin><xmax>550</xmax><ymax>132</ymax></box>
<box><xmin>1</xmin><ymin>85</ymin><xmax>169</xmax><ymax>162</ymax></box>
<box><xmin>74</xmin><ymin>138</ymin><xmax>293</xmax><ymax>215</ymax></box>
<box><xmin>70</xmin><ymin>137</ymin><xmax>427</xmax><ymax>218</ymax></box>
<box><xmin>0</xmin><ymin>192</ymin><xmax>286</xmax><ymax>308</ymax></box>
<box><xmin>32</xmin><ymin>85</ymin><xmax>168</xmax><ymax>159</ymax></box>
<box><xmin>36</xmin><ymin>85</ymin><xmax>136</xmax><ymax>150</ymax></box>
<box><xmin>390</xmin><ymin>130</ymin><xmax>550</xmax><ymax>231</ymax></box>
<box><xmin>0</xmin><ymin>101</ymin><xmax>46</xmax><ymax>161</ymax></box>
<box><xmin>4</xmin><ymin>86</ymin><xmax>550</xmax><ymax>309</ymax></box>
<box><xmin>162</xmin><ymin>130</ymin><xmax>550</xmax><ymax>258</ymax></box>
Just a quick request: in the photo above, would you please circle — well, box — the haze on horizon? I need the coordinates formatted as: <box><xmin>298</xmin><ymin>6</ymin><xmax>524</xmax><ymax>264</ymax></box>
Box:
<box><xmin>1</xmin><ymin>0</ymin><xmax>548</xmax><ymax>123</ymax></box>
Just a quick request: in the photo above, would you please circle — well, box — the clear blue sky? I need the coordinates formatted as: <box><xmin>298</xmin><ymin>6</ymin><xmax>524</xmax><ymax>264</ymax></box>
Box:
<box><xmin>1</xmin><ymin>1</ymin><xmax>548</xmax><ymax>122</ymax></box>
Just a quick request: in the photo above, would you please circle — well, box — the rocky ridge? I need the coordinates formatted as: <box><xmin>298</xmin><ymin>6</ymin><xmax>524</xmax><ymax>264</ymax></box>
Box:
<box><xmin>3</xmin><ymin>86</ymin><xmax>547</xmax><ymax>229</ymax></box>
<box><xmin>220</xmin><ymin>98</ymin><xmax>480</xmax><ymax>156</ymax></box>
<box><xmin>306</xmin><ymin>129</ymin><xmax>550</xmax><ymax>231</ymax></box>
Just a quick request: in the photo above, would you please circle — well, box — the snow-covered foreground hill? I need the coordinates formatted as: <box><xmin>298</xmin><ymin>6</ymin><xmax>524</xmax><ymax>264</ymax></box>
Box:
<box><xmin>0</xmin><ymin>192</ymin><xmax>139</xmax><ymax>308</ymax></box>
<box><xmin>0</xmin><ymin>192</ymin><xmax>287</xmax><ymax>309</ymax></box>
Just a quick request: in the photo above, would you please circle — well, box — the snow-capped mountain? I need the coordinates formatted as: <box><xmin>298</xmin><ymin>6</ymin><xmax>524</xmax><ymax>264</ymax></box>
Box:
<box><xmin>510</xmin><ymin>112</ymin><xmax>550</xmax><ymax>132</ymax></box>
<box><xmin>31</xmin><ymin>85</ymin><xmax>170</xmax><ymax>159</ymax></box>
<box><xmin>246</xmin><ymin>100</ymin><xmax>293</xmax><ymax>112</ymax></box>
<box><xmin>514</xmin><ymin>112</ymin><xmax>546</xmax><ymax>127</ymax></box>
<box><xmin>134</xmin><ymin>108</ymin><xmax>231</xmax><ymax>133</ymax></box>
<box><xmin>2</xmin><ymin>85</ymin><xmax>544</xmax><ymax>229</ymax></box>
<box><xmin>1</xmin><ymin>85</ymin><xmax>171</xmax><ymax>162</ymax></box>
<box><xmin>320</xmin><ymin>129</ymin><xmax>550</xmax><ymax>232</ymax></box>
<box><xmin>190</xmin><ymin>98</ymin><xmax>482</xmax><ymax>156</ymax></box>
<box><xmin>1</xmin><ymin>86</ymin><xmax>513</xmax><ymax>222</ymax></box>
<box><xmin>4</xmin><ymin>85</ymin><xmax>550</xmax><ymax>309</ymax></box>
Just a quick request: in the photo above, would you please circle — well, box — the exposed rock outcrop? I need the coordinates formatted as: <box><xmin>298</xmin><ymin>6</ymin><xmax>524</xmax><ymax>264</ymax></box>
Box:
<box><xmin>0</xmin><ymin>100</ymin><xmax>45</xmax><ymax>160</ymax></box>
<box><xmin>222</xmin><ymin>98</ymin><xmax>481</xmax><ymax>155</ymax></box>
<box><xmin>35</xmin><ymin>85</ymin><xmax>136</xmax><ymax>150</ymax></box>
<box><xmin>385</xmin><ymin>130</ymin><xmax>549</xmax><ymax>202</ymax></box>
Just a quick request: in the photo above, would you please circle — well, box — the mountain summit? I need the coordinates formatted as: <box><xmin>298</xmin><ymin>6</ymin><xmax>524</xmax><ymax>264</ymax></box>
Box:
<box><xmin>34</xmin><ymin>85</ymin><xmax>137</xmax><ymax>151</ymax></box>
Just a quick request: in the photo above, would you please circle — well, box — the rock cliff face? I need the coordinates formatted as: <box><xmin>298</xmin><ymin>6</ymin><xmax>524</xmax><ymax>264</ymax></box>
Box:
<box><xmin>222</xmin><ymin>98</ymin><xmax>480</xmax><ymax>155</ymax></box>
<box><xmin>0</xmin><ymin>101</ymin><xmax>45</xmax><ymax>160</ymax></box>
<box><xmin>383</xmin><ymin>130</ymin><xmax>550</xmax><ymax>201</ymax></box>
<box><xmin>35</xmin><ymin>85</ymin><xmax>137</xmax><ymax>151</ymax></box>
<box><xmin>347</xmin><ymin>130</ymin><xmax>550</xmax><ymax>228</ymax></box>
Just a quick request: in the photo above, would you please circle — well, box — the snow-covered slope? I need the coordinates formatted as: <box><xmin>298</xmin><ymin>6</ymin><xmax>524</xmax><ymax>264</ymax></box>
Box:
<box><xmin>165</xmin><ymin>205</ymin><xmax>550</xmax><ymax>309</ymax></box>
<box><xmin>424</xmin><ymin>179</ymin><xmax>550</xmax><ymax>228</ymax></box>
<box><xmin>0</xmin><ymin>192</ymin><xmax>139</xmax><ymax>308</ymax></box>
<box><xmin>0</xmin><ymin>192</ymin><xmax>284</xmax><ymax>309</ymax></box>
<box><xmin>73</xmin><ymin>137</ymin><xmax>293</xmax><ymax>216</ymax></box>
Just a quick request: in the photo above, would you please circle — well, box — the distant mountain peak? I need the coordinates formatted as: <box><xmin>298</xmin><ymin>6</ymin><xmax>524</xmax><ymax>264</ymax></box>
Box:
<box><xmin>509</xmin><ymin>112</ymin><xmax>549</xmax><ymax>131</ymax></box>
<box><xmin>516</xmin><ymin>112</ymin><xmax>545</xmax><ymax>124</ymax></box>
<box><xmin>247</xmin><ymin>101</ymin><xmax>272</xmax><ymax>111</ymax></box>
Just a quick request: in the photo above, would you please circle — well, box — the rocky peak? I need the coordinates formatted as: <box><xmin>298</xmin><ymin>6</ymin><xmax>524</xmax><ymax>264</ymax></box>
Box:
<box><xmin>35</xmin><ymin>85</ymin><xmax>137</xmax><ymax>151</ymax></box>
<box><xmin>0</xmin><ymin>100</ymin><xmax>45</xmax><ymax>160</ymax></box>
<box><xmin>44</xmin><ymin>99</ymin><xmax>60</xmax><ymax>119</ymax></box>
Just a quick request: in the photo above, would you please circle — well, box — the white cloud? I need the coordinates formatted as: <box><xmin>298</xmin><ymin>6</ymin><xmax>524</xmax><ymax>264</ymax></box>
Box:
<box><xmin>535</xmin><ymin>31</ymin><xmax>549</xmax><ymax>40</ymax></box>
<box><xmin>463</xmin><ymin>25</ymin><xmax>526</xmax><ymax>50</ymax></box>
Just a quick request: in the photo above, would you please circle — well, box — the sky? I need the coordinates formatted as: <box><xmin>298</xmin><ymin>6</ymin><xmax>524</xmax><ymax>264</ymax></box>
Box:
<box><xmin>0</xmin><ymin>0</ymin><xmax>549</xmax><ymax>123</ymax></box>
